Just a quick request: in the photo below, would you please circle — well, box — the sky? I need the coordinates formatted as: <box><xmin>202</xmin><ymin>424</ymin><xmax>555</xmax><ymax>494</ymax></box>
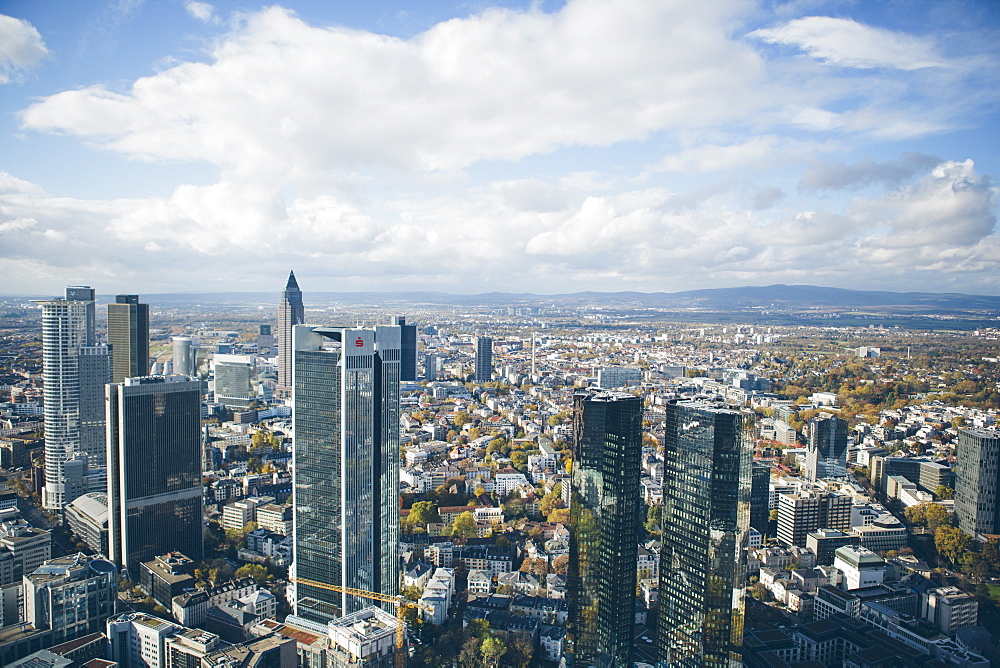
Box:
<box><xmin>0</xmin><ymin>0</ymin><xmax>998</xmax><ymax>297</ymax></box>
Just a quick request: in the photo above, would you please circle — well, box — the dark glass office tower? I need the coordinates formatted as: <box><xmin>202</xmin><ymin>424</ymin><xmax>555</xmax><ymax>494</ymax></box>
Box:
<box><xmin>475</xmin><ymin>336</ymin><xmax>493</xmax><ymax>382</ymax></box>
<box><xmin>107</xmin><ymin>294</ymin><xmax>150</xmax><ymax>383</ymax></box>
<box><xmin>804</xmin><ymin>412</ymin><xmax>849</xmax><ymax>481</ymax></box>
<box><xmin>277</xmin><ymin>271</ymin><xmax>305</xmax><ymax>397</ymax></box>
<box><xmin>293</xmin><ymin>325</ymin><xmax>401</xmax><ymax>622</ymax></box>
<box><xmin>750</xmin><ymin>462</ymin><xmax>770</xmax><ymax>536</ymax></box>
<box><xmin>567</xmin><ymin>390</ymin><xmax>642</xmax><ymax>668</ymax></box>
<box><xmin>955</xmin><ymin>428</ymin><xmax>1000</xmax><ymax>537</ymax></box>
<box><xmin>394</xmin><ymin>316</ymin><xmax>418</xmax><ymax>381</ymax></box>
<box><xmin>106</xmin><ymin>376</ymin><xmax>203</xmax><ymax>574</ymax></box>
<box><xmin>657</xmin><ymin>400</ymin><xmax>753</xmax><ymax>667</ymax></box>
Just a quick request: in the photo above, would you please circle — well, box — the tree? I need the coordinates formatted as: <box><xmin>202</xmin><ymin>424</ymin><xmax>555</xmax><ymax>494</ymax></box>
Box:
<box><xmin>452</xmin><ymin>511</ymin><xmax>478</xmax><ymax>539</ymax></box>
<box><xmin>453</xmin><ymin>411</ymin><xmax>471</xmax><ymax>428</ymax></box>
<box><xmin>540</xmin><ymin>491</ymin><xmax>564</xmax><ymax>518</ymax></box>
<box><xmin>551</xmin><ymin>554</ymin><xmax>569</xmax><ymax>575</ymax></box>
<box><xmin>548</xmin><ymin>508</ymin><xmax>570</xmax><ymax>525</ymax></box>
<box><xmin>935</xmin><ymin>485</ymin><xmax>955</xmax><ymax>500</ymax></box>
<box><xmin>402</xmin><ymin>585</ymin><xmax>422</xmax><ymax>601</ymax></box>
<box><xmin>458</xmin><ymin>637</ymin><xmax>482</xmax><ymax>668</ymax></box>
<box><xmin>408</xmin><ymin>501</ymin><xmax>439</xmax><ymax>528</ymax></box>
<box><xmin>503</xmin><ymin>634</ymin><xmax>534</xmax><ymax>668</ymax></box>
<box><xmin>935</xmin><ymin>525</ymin><xmax>972</xmax><ymax>566</ymax></box>
<box><xmin>644</xmin><ymin>505</ymin><xmax>662</xmax><ymax>536</ymax></box>
<box><xmin>235</xmin><ymin>563</ymin><xmax>268</xmax><ymax>584</ymax></box>
<box><xmin>480</xmin><ymin>635</ymin><xmax>506</xmax><ymax>668</ymax></box>
<box><xmin>925</xmin><ymin>503</ymin><xmax>950</xmax><ymax>532</ymax></box>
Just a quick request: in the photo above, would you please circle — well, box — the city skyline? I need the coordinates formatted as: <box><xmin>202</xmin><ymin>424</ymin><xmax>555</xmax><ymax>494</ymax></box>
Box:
<box><xmin>0</xmin><ymin>1</ymin><xmax>997</xmax><ymax>296</ymax></box>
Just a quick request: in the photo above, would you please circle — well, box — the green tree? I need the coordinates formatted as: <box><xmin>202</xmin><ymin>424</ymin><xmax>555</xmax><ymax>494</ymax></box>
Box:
<box><xmin>644</xmin><ymin>505</ymin><xmax>662</xmax><ymax>536</ymax></box>
<box><xmin>235</xmin><ymin>563</ymin><xmax>268</xmax><ymax>584</ymax></box>
<box><xmin>480</xmin><ymin>635</ymin><xmax>507</xmax><ymax>668</ymax></box>
<box><xmin>452</xmin><ymin>511</ymin><xmax>478</xmax><ymax>539</ymax></box>
<box><xmin>935</xmin><ymin>485</ymin><xmax>955</xmax><ymax>500</ymax></box>
<box><xmin>453</xmin><ymin>411</ymin><xmax>471</xmax><ymax>428</ymax></box>
<box><xmin>408</xmin><ymin>500</ymin><xmax>439</xmax><ymax>528</ymax></box>
<box><xmin>402</xmin><ymin>585</ymin><xmax>422</xmax><ymax>601</ymax></box>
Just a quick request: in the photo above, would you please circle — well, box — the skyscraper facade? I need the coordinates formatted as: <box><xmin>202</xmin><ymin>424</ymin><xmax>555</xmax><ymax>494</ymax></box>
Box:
<box><xmin>106</xmin><ymin>376</ymin><xmax>203</xmax><ymax>573</ymax></box>
<box><xmin>567</xmin><ymin>390</ymin><xmax>642</xmax><ymax>668</ymax></box>
<box><xmin>474</xmin><ymin>336</ymin><xmax>493</xmax><ymax>382</ymax></box>
<box><xmin>36</xmin><ymin>287</ymin><xmax>111</xmax><ymax>509</ymax></box>
<box><xmin>107</xmin><ymin>294</ymin><xmax>150</xmax><ymax>383</ymax></box>
<box><xmin>804</xmin><ymin>413</ymin><xmax>849</xmax><ymax>481</ymax></box>
<box><xmin>172</xmin><ymin>336</ymin><xmax>194</xmax><ymax>376</ymax></box>
<box><xmin>657</xmin><ymin>400</ymin><xmax>753</xmax><ymax>667</ymax></box>
<box><xmin>394</xmin><ymin>316</ymin><xmax>417</xmax><ymax>381</ymax></box>
<box><xmin>955</xmin><ymin>428</ymin><xmax>1000</xmax><ymax>537</ymax></box>
<box><xmin>749</xmin><ymin>462</ymin><xmax>771</xmax><ymax>537</ymax></box>
<box><xmin>277</xmin><ymin>271</ymin><xmax>305</xmax><ymax>398</ymax></box>
<box><xmin>213</xmin><ymin>354</ymin><xmax>255</xmax><ymax>409</ymax></box>
<box><xmin>292</xmin><ymin>324</ymin><xmax>400</xmax><ymax>622</ymax></box>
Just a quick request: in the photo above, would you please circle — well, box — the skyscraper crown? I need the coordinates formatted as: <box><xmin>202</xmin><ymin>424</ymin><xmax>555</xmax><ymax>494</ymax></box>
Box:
<box><xmin>285</xmin><ymin>270</ymin><xmax>300</xmax><ymax>291</ymax></box>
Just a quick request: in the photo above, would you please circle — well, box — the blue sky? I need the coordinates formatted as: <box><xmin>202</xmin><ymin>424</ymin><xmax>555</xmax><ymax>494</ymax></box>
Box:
<box><xmin>1</xmin><ymin>0</ymin><xmax>998</xmax><ymax>296</ymax></box>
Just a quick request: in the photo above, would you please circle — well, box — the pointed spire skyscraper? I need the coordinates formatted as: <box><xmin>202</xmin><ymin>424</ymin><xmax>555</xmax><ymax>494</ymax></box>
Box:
<box><xmin>277</xmin><ymin>271</ymin><xmax>305</xmax><ymax>397</ymax></box>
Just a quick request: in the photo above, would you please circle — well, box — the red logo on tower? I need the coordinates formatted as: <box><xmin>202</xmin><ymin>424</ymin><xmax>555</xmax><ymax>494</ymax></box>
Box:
<box><xmin>355</xmin><ymin>337</ymin><xmax>364</xmax><ymax>347</ymax></box>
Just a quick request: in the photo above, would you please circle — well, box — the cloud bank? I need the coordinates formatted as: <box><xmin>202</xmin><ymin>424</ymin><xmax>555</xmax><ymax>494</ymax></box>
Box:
<box><xmin>3</xmin><ymin>0</ymin><xmax>999</xmax><ymax>295</ymax></box>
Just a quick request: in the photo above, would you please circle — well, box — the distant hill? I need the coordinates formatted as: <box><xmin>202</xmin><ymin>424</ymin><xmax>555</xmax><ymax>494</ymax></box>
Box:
<box><xmin>125</xmin><ymin>284</ymin><xmax>1000</xmax><ymax>312</ymax></box>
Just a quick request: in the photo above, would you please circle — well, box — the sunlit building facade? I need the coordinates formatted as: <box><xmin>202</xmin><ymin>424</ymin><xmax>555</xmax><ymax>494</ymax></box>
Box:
<box><xmin>567</xmin><ymin>390</ymin><xmax>642</xmax><ymax>668</ymax></box>
<box><xmin>292</xmin><ymin>325</ymin><xmax>401</xmax><ymax>622</ymax></box>
<box><xmin>657</xmin><ymin>400</ymin><xmax>753</xmax><ymax>667</ymax></box>
<box><xmin>106</xmin><ymin>375</ymin><xmax>203</xmax><ymax>574</ymax></box>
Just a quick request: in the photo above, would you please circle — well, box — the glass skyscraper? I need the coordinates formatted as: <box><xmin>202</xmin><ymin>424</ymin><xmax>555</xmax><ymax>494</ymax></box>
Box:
<box><xmin>106</xmin><ymin>375</ymin><xmax>203</xmax><ymax>574</ymax></box>
<box><xmin>567</xmin><ymin>390</ymin><xmax>642</xmax><ymax>668</ymax></box>
<box><xmin>804</xmin><ymin>412</ymin><xmax>849</xmax><ymax>481</ymax></box>
<box><xmin>35</xmin><ymin>286</ymin><xmax>110</xmax><ymax>509</ymax></box>
<box><xmin>955</xmin><ymin>428</ymin><xmax>1000</xmax><ymax>537</ymax></box>
<box><xmin>657</xmin><ymin>400</ymin><xmax>752</xmax><ymax>667</ymax></box>
<box><xmin>292</xmin><ymin>324</ymin><xmax>401</xmax><ymax>622</ymax></box>
<box><xmin>107</xmin><ymin>294</ymin><xmax>150</xmax><ymax>383</ymax></box>
<box><xmin>475</xmin><ymin>336</ymin><xmax>493</xmax><ymax>382</ymax></box>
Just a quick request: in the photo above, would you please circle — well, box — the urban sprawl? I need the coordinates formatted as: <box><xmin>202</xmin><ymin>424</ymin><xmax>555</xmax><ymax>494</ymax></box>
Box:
<box><xmin>0</xmin><ymin>274</ymin><xmax>999</xmax><ymax>667</ymax></box>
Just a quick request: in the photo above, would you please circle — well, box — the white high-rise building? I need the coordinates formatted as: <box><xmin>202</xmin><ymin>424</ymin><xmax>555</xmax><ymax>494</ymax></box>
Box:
<box><xmin>35</xmin><ymin>287</ymin><xmax>111</xmax><ymax>509</ymax></box>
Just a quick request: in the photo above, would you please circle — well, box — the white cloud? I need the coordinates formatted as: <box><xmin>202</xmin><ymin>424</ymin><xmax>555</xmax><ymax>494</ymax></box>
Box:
<box><xmin>19</xmin><ymin>1</ymin><xmax>766</xmax><ymax>175</ymax></box>
<box><xmin>751</xmin><ymin>16</ymin><xmax>944</xmax><ymax>70</ymax></box>
<box><xmin>185</xmin><ymin>2</ymin><xmax>217</xmax><ymax>24</ymax></box>
<box><xmin>0</xmin><ymin>14</ymin><xmax>48</xmax><ymax>84</ymax></box>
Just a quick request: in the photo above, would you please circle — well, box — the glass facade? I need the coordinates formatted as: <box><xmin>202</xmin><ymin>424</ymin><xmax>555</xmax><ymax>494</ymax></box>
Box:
<box><xmin>107</xmin><ymin>376</ymin><xmax>203</xmax><ymax>572</ymax></box>
<box><xmin>293</xmin><ymin>326</ymin><xmax>400</xmax><ymax>623</ymax></box>
<box><xmin>567</xmin><ymin>391</ymin><xmax>642</xmax><ymax>668</ymax></box>
<box><xmin>107</xmin><ymin>295</ymin><xmax>150</xmax><ymax>384</ymax></box>
<box><xmin>278</xmin><ymin>271</ymin><xmax>305</xmax><ymax>396</ymax></box>
<box><xmin>805</xmin><ymin>413</ymin><xmax>848</xmax><ymax>481</ymax></box>
<box><xmin>36</xmin><ymin>287</ymin><xmax>105</xmax><ymax>509</ymax></box>
<box><xmin>656</xmin><ymin>400</ymin><xmax>752</xmax><ymax>667</ymax></box>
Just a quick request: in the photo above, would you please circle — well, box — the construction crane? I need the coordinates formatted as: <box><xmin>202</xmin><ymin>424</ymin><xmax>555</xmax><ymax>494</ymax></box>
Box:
<box><xmin>290</xmin><ymin>577</ymin><xmax>431</xmax><ymax>668</ymax></box>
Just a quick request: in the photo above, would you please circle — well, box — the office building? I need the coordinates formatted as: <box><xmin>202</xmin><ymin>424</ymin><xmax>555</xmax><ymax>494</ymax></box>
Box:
<box><xmin>24</xmin><ymin>553</ymin><xmax>118</xmax><ymax>645</ymax></box>
<box><xmin>833</xmin><ymin>545</ymin><xmax>885</xmax><ymax>590</ymax></box>
<box><xmin>567</xmin><ymin>390</ymin><xmax>642</xmax><ymax>668</ymax></box>
<box><xmin>257</xmin><ymin>324</ymin><xmax>274</xmax><ymax>355</ymax></box>
<box><xmin>657</xmin><ymin>399</ymin><xmax>753</xmax><ymax>667</ymax></box>
<box><xmin>277</xmin><ymin>271</ymin><xmax>305</xmax><ymax>397</ymax></box>
<box><xmin>107</xmin><ymin>295</ymin><xmax>150</xmax><ymax>384</ymax></box>
<box><xmin>955</xmin><ymin>428</ymin><xmax>1000</xmax><ymax>537</ymax></box>
<box><xmin>64</xmin><ymin>493</ymin><xmax>109</xmax><ymax>556</ymax></box>
<box><xmin>776</xmin><ymin>489</ymin><xmax>851</xmax><ymax>548</ymax></box>
<box><xmin>807</xmin><ymin>529</ymin><xmax>854</xmax><ymax>566</ymax></box>
<box><xmin>172</xmin><ymin>336</ymin><xmax>194</xmax><ymax>376</ymax></box>
<box><xmin>804</xmin><ymin>413</ymin><xmax>848</xmax><ymax>481</ymax></box>
<box><xmin>106</xmin><ymin>376</ymin><xmax>203</xmax><ymax>574</ymax></box>
<box><xmin>474</xmin><ymin>336</ymin><xmax>493</xmax><ymax>382</ymax></box>
<box><xmin>870</xmin><ymin>456</ymin><xmax>954</xmax><ymax>497</ymax></box>
<box><xmin>749</xmin><ymin>462</ymin><xmax>770</xmax><ymax>536</ymax></box>
<box><xmin>394</xmin><ymin>316</ymin><xmax>418</xmax><ymax>381</ymax></box>
<box><xmin>214</xmin><ymin>354</ymin><xmax>254</xmax><ymax>409</ymax></box>
<box><xmin>596</xmin><ymin>366</ymin><xmax>643</xmax><ymax>390</ymax></box>
<box><xmin>106</xmin><ymin>613</ymin><xmax>178</xmax><ymax>667</ymax></box>
<box><xmin>292</xmin><ymin>324</ymin><xmax>401</xmax><ymax>622</ymax></box>
<box><xmin>35</xmin><ymin>287</ymin><xmax>110</xmax><ymax>509</ymax></box>
<box><xmin>424</xmin><ymin>351</ymin><xmax>438</xmax><ymax>381</ymax></box>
